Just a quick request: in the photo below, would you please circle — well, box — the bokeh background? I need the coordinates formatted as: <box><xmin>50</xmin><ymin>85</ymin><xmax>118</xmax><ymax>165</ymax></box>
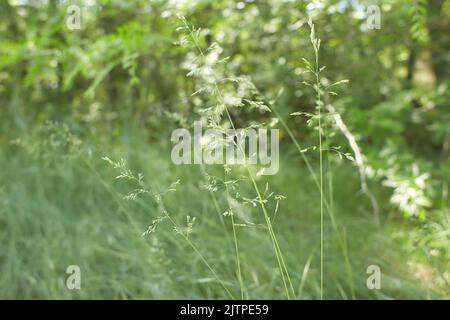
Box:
<box><xmin>0</xmin><ymin>0</ymin><xmax>449</xmax><ymax>299</ymax></box>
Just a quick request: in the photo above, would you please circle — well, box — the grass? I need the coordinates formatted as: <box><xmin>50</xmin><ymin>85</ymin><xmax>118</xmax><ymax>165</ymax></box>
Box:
<box><xmin>180</xmin><ymin>16</ymin><xmax>295</xmax><ymax>299</ymax></box>
<box><xmin>0</xmin><ymin>18</ymin><xmax>447</xmax><ymax>300</ymax></box>
<box><xmin>0</xmin><ymin>124</ymin><xmax>445</xmax><ymax>299</ymax></box>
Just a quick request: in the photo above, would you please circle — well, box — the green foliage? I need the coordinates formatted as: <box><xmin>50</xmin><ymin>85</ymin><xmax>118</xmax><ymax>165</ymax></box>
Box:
<box><xmin>0</xmin><ymin>0</ymin><xmax>448</xmax><ymax>299</ymax></box>
<box><xmin>410</xmin><ymin>0</ymin><xmax>429</xmax><ymax>43</ymax></box>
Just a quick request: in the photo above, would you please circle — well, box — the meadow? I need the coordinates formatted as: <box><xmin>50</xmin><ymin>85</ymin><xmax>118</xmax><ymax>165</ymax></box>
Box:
<box><xmin>0</xmin><ymin>0</ymin><xmax>448</xmax><ymax>299</ymax></box>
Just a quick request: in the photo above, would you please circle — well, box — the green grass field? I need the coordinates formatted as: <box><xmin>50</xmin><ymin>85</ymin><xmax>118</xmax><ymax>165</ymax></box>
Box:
<box><xmin>1</xmin><ymin>0</ymin><xmax>449</xmax><ymax>300</ymax></box>
<box><xmin>0</xmin><ymin>125</ymin><xmax>446</xmax><ymax>299</ymax></box>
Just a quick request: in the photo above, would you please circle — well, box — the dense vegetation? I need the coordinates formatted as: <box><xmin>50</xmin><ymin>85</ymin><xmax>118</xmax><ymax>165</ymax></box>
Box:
<box><xmin>0</xmin><ymin>0</ymin><xmax>448</xmax><ymax>299</ymax></box>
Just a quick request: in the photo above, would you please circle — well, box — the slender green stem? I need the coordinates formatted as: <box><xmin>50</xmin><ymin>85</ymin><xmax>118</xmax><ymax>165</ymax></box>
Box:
<box><xmin>314</xmin><ymin>43</ymin><xmax>324</xmax><ymax>301</ymax></box>
<box><xmin>230</xmin><ymin>211</ymin><xmax>244</xmax><ymax>299</ymax></box>
<box><xmin>224</xmin><ymin>169</ymin><xmax>245</xmax><ymax>299</ymax></box>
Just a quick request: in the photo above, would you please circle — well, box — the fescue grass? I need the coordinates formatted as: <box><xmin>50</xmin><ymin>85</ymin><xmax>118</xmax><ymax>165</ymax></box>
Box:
<box><xmin>0</xmin><ymin>17</ymin><xmax>447</xmax><ymax>301</ymax></box>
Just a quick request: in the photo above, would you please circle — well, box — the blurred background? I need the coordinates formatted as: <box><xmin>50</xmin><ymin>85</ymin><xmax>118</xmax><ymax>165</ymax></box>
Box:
<box><xmin>0</xmin><ymin>0</ymin><xmax>448</xmax><ymax>299</ymax></box>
